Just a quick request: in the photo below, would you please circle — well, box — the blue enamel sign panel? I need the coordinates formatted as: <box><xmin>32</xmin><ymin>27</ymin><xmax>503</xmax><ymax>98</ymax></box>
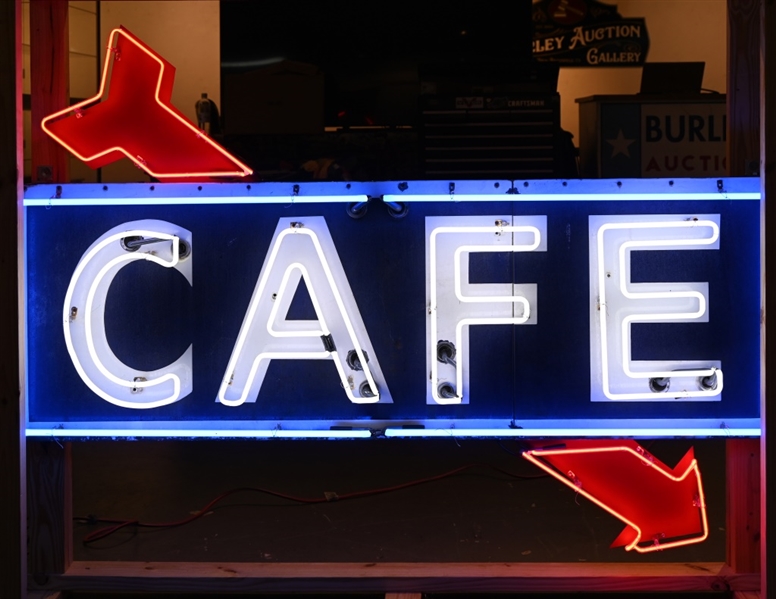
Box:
<box><xmin>22</xmin><ymin>179</ymin><xmax>761</xmax><ymax>438</ymax></box>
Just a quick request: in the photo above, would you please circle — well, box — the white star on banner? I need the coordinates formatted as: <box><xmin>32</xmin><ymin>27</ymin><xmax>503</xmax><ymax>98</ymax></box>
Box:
<box><xmin>606</xmin><ymin>129</ymin><xmax>636</xmax><ymax>159</ymax></box>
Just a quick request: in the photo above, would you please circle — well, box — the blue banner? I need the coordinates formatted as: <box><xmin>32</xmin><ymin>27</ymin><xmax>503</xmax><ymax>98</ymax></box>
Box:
<box><xmin>23</xmin><ymin>179</ymin><xmax>760</xmax><ymax>438</ymax></box>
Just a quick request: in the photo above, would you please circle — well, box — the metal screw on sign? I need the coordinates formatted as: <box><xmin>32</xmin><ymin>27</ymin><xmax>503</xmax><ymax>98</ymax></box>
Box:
<box><xmin>649</xmin><ymin>376</ymin><xmax>670</xmax><ymax>393</ymax></box>
<box><xmin>636</xmin><ymin>445</ymin><xmax>654</xmax><ymax>464</ymax></box>
<box><xmin>131</xmin><ymin>377</ymin><xmax>146</xmax><ymax>394</ymax></box>
<box><xmin>436</xmin><ymin>340</ymin><xmax>457</xmax><ymax>367</ymax></box>
<box><xmin>384</xmin><ymin>198</ymin><xmax>409</xmax><ymax>218</ymax></box>
<box><xmin>346</xmin><ymin>349</ymin><xmax>369</xmax><ymax>371</ymax></box>
<box><xmin>437</xmin><ymin>382</ymin><xmax>456</xmax><ymax>399</ymax></box>
<box><xmin>347</xmin><ymin>199</ymin><xmax>369</xmax><ymax>219</ymax></box>
<box><xmin>359</xmin><ymin>381</ymin><xmax>376</xmax><ymax>398</ymax></box>
<box><xmin>698</xmin><ymin>370</ymin><xmax>718</xmax><ymax>391</ymax></box>
<box><xmin>36</xmin><ymin>165</ymin><xmax>52</xmax><ymax>183</ymax></box>
<box><xmin>120</xmin><ymin>235</ymin><xmax>164</xmax><ymax>252</ymax></box>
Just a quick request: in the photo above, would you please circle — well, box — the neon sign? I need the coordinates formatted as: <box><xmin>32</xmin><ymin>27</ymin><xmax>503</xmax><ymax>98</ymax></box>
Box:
<box><xmin>23</xmin><ymin>179</ymin><xmax>761</xmax><ymax>437</ymax></box>
<box><xmin>590</xmin><ymin>216</ymin><xmax>722</xmax><ymax>401</ymax></box>
<box><xmin>523</xmin><ymin>440</ymin><xmax>708</xmax><ymax>553</ymax></box>
<box><xmin>217</xmin><ymin>217</ymin><xmax>390</xmax><ymax>407</ymax></box>
<box><xmin>63</xmin><ymin>220</ymin><xmax>193</xmax><ymax>409</ymax></box>
<box><xmin>63</xmin><ymin>214</ymin><xmax>722</xmax><ymax>408</ymax></box>
<box><xmin>41</xmin><ymin>27</ymin><xmax>252</xmax><ymax>180</ymax></box>
<box><xmin>427</xmin><ymin>215</ymin><xmax>546</xmax><ymax>404</ymax></box>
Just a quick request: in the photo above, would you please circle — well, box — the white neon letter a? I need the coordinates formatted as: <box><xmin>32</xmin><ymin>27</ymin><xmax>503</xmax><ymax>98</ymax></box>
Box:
<box><xmin>218</xmin><ymin>217</ymin><xmax>392</xmax><ymax>407</ymax></box>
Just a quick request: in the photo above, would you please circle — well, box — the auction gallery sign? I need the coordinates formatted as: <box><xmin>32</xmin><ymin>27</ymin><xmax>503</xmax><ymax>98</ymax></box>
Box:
<box><xmin>532</xmin><ymin>0</ymin><xmax>649</xmax><ymax>66</ymax></box>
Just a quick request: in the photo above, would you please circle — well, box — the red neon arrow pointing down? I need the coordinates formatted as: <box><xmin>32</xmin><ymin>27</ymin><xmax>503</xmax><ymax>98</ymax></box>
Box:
<box><xmin>42</xmin><ymin>27</ymin><xmax>252</xmax><ymax>180</ymax></box>
<box><xmin>523</xmin><ymin>440</ymin><xmax>708</xmax><ymax>553</ymax></box>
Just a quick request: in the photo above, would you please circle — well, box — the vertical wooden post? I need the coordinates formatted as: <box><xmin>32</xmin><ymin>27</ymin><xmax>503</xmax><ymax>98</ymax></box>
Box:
<box><xmin>27</xmin><ymin>441</ymin><xmax>72</xmax><ymax>588</ymax></box>
<box><xmin>0</xmin><ymin>0</ymin><xmax>23</xmax><ymax>596</ymax></box>
<box><xmin>727</xmin><ymin>439</ymin><xmax>761</xmax><ymax>572</ymax></box>
<box><xmin>728</xmin><ymin>0</ymin><xmax>761</xmax><ymax>176</ymax></box>
<box><xmin>761</xmin><ymin>1</ymin><xmax>776</xmax><ymax>595</ymax></box>
<box><xmin>26</xmin><ymin>1</ymin><xmax>73</xmax><ymax>593</ymax></box>
<box><xmin>726</xmin><ymin>0</ymin><xmax>763</xmax><ymax>582</ymax></box>
<box><xmin>30</xmin><ymin>0</ymin><xmax>69</xmax><ymax>184</ymax></box>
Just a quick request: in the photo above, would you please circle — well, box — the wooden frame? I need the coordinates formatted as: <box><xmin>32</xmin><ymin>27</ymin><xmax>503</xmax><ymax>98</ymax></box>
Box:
<box><xmin>759</xmin><ymin>0</ymin><xmax>776</xmax><ymax>595</ymax></box>
<box><xmin>38</xmin><ymin>562</ymin><xmax>760</xmax><ymax>594</ymax></box>
<box><xmin>0</xmin><ymin>0</ymin><xmax>23</xmax><ymax>598</ymax></box>
<box><xmin>6</xmin><ymin>0</ymin><xmax>772</xmax><ymax>596</ymax></box>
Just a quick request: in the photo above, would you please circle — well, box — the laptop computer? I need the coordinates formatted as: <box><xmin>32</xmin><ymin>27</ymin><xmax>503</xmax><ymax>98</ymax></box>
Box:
<box><xmin>639</xmin><ymin>62</ymin><xmax>705</xmax><ymax>94</ymax></box>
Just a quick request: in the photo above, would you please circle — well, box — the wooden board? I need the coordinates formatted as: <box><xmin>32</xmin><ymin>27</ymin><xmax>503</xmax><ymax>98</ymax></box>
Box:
<box><xmin>0</xmin><ymin>1</ymin><xmax>23</xmax><ymax>597</ymax></box>
<box><xmin>724</xmin><ymin>7</ymin><xmax>763</xmax><ymax>577</ymax></box>
<box><xmin>29</xmin><ymin>0</ymin><xmax>69</xmax><ymax>183</ymax></box>
<box><xmin>44</xmin><ymin>561</ymin><xmax>757</xmax><ymax>594</ymax></box>
<box><xmin>761</xmin><ymin>0</ymin><xmax>776</xmax><ymax>596</ymax></box>
<box><xmin>727</xmin><ymin>0</ymin><xmax>761</xmax><ymax>176</ymax></box>
<box><xmin>27</xmin><ymin>442</ymin><xmax>72</xmax><ymax>587</ymax></box>
<box><xmin>727</xmin><ymin>439</ymin><xmax>761</xmax><ymax>572</ymax></box>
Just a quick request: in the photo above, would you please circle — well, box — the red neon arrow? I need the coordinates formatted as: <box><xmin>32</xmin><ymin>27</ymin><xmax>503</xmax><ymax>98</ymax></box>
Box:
<box><xmin>523</xmin><ymin>440</ymin><xmax>708</xmax><ymax>553</ymax></box>
<box><xmin>42</xmin><ymin>27</ymin><xmax>252</xmax><ymax>180</ymax></box>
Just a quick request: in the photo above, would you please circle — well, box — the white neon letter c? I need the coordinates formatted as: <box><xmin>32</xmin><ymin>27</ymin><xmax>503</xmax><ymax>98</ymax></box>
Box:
<box><xmin>63</xmin><ymin>220</ymin><xmax>193</xmax><ymax>409</ymax></box>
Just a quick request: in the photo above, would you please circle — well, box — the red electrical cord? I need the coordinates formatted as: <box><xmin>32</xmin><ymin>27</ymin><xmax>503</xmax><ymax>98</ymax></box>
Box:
<box><xmin>78</xmin><ymin>462</ymin><xmax>545</xmax><ymax>544</ymax></box>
